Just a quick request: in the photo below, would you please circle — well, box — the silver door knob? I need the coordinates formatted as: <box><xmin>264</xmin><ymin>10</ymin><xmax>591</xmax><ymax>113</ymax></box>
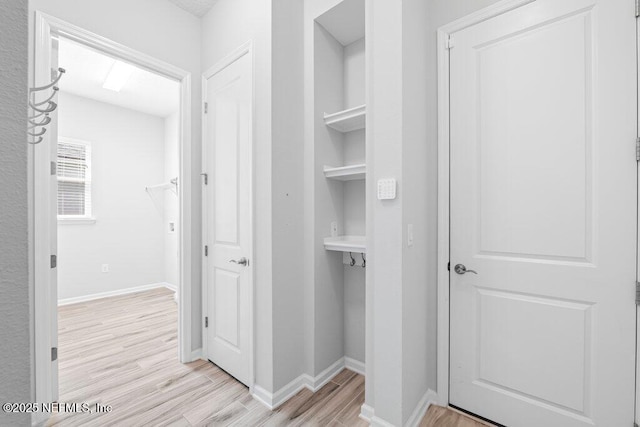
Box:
<box><xmin>229</xmin><ymin>257</ymin><xmax>249</xmax><ymax>266</ymax></box>
<box><xmin>454</xmin><ymin>264</ymin><xmax>477</xmax><ymax>275</ymax></box>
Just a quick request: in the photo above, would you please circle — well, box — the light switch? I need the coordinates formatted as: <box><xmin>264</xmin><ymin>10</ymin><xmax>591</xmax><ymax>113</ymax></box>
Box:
<box><xmin>377</xmin><ymin>178</ymin><xmax>396</xmax><ymax>200</ymax></box>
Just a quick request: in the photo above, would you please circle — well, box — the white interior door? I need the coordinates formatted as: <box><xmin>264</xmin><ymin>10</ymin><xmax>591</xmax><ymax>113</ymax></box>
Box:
<box><xmin>449</xmin><ymin>1</ymin><xmax>637</xmax><ymax>426</ymax></box>
<box><xmin>204</xmin><ymin>51</ymin><xmax>252</xmax><ymax>386</ymax></box>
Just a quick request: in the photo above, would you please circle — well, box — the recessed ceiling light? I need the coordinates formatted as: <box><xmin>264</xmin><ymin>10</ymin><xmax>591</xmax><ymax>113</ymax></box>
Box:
<box><xmin>102</xmin><ymin>61</ymin><xmax>135</xmax><ymax>92</ymax></box>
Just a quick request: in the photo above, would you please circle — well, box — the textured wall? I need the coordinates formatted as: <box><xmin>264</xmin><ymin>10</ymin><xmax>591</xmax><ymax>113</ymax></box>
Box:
<box><xmin>0</xmin><ymin>1</ymin><xmax>32</xmax><ymax>425</ymax></box>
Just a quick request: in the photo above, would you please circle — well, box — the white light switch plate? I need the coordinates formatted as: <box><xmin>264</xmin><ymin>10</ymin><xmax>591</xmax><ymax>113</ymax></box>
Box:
<box><xmin>377</xmin><ymin>178</ymin><xmax>396</xmax><ymax>200</ymax></box>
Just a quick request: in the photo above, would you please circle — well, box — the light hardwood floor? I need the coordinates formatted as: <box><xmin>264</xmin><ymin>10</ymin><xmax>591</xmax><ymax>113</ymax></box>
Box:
<box><xmin>48</xmin><ymin>288</ymin><xmax>489</xmax><ymax>426</ymax></box>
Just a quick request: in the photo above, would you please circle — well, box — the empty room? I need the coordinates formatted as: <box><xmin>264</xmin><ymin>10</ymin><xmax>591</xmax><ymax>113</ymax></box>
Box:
<box><xmin>0</xmin><ymin>0</ymin><xmax>638</xmax><ymax>426</ymax></box>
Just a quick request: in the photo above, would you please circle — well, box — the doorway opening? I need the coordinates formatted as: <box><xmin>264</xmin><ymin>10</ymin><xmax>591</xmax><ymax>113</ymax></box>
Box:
<box><xmin>32</xmin><ymin>12</ymin><xmax>194</xmax><ymax>411</ymax></box>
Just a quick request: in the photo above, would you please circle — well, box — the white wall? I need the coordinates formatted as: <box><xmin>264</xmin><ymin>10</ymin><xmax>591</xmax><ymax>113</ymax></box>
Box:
<box><xmin>28</xmin><ymin>0</ymin><xmax>203</xmax><ymax>349</ymax></box>
<box><xmin>57</xmin><ymin>93</ymin><xmax>166</xmax><ymax>300</ymax></box>
<box><xmin>364</xmin><ymin>0</ymin><xmax>504</xmax><ymax>424</ymax></box>
<box><xmin>0</xmin><ymin>1</ymin><xmax>31</xmax><ymax>425</ymax></box>
<box><xmin>164</xmin><ymin>112</ymin><xmax>180</xmax><ymax>288</ymax></box>
<box><xmin>271</xmin><ymin>0</ymin><xmax>307</xmax><ymax>392</ymax></box>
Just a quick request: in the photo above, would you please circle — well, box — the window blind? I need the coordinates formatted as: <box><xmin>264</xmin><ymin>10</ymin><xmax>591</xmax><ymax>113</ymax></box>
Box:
<box><xmin>57</xmin><ymin>141</ymin><xmax>92</xmax><ymax>217</ymax></box>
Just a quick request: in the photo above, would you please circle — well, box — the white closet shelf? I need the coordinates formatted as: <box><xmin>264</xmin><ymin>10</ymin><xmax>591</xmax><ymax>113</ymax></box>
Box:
<box><xmin>324</xmin><ymin>235</ymin><xmax>366</xmax><ymax>253</ymax></box>
<box><xmin>324</xmin><ymin>104</ymin><xmax>366</xmax><ymax>132</ymax></box>
<box><xmin>324</xmin><ymin>164</ymin><xmax>366</xmax><ymax>181</ymax></box>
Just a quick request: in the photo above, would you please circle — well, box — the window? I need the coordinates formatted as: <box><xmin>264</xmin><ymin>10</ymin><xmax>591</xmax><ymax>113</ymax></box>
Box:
<box><xmin>57</xmin><ymin>139</ymin><xmax>93</xmax><ymax>221</ymax></box>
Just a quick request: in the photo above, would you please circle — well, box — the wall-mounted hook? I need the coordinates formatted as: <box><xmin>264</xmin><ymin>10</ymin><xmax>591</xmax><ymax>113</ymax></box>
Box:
<box><xmin>32</xmin><ymin>87</ymin><xmax>59</xmax><ymax>107</ymax></box>
<box><xmin>28</xmin><ymin>128</ymin><xmax>47</xmax><ymax>138</ymax></box>
<box><xmin>29</xmin><ymin>68</ymin><xmax>65</xmax><ymax>94</ymax></box>
<box><xmin>29</xmin><ymin>100</ymin><xmax>57</xmax><ymax>114</ymax></box>
<box><xmin>361</xmin><ymin>253</ymin><xmax>366</xmax><ymax>268</ymax></box>
<box><xmin>349</xmin><ymin>252</ymin><xmax>356</xmax><ymax>267</ymax></box>
<box><xmin>28</xmin><ymin>116</ymin><xmax>51</xmax><ymax>130</ymax></box>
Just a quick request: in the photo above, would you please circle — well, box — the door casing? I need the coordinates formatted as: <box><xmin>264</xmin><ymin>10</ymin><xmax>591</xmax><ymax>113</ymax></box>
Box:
<box><xmin>32</xmin><ymin>11</ymin><xmax>195</xmax><ymax>419</ymax></box>
<box><xmin>201</xmin><ymin>40</ymin><xmax>256</xmax><ymax>392</ymax></box>
<box><xmin>435</xmin><ymin>0</ymin><xmax>638</xmax><ymax>419</ymax></box>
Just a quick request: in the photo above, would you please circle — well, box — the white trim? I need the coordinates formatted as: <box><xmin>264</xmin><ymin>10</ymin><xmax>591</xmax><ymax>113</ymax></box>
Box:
<box><xmin>163</xmin><ymin>282</ymin><xmax>178</xmax><ymax>292</ymax></box>
<box><xmin>57</xmin><ymin>217</ymin><xmax>96</xmax><ymax>225</ymax></box>
<box><xmin>250</xmin><ymin>357</ymin><xmax>361</xmax><ymax>410</ymax></box>
<box><xmin>57</xmin><ymin>282</ymin><xmax>176</xmax><ymax>306</ymax></box>
<box><xmin>310</xmin><ymin>357</ymin><xmax>348</xmax><ymax>390</ymax></box>
<box><xmin>360</xmin><ymin>403</ymin><xmax>375</xmax><ymax>423</ymax></box>
<box><xmin>201</xmin><ymin>40</ymin><xmax>255</xmax><ymax>390</ymax></box>
<box><xmin>370</xmin><ymin>415</ymin><xmax>397</xmax><ymax>427</ymax></box>
<box><xmin>367</xmin><ymin>388</ymin><xmax>437</xmax><ymax>427</ymax></box>
<box><xmin>436</xmin><ymin>0</ymin><xmax>538</xmax><ymax>408</ymax></box>
<box><xmin>190</xmin><ymin>348</ymin><xmax>203</xmax><ymax>361</ymax></box>
<box><xmin>404</xmin><ymin>389</ymin><xmax>438</xmax><ymax>427</ymax></box>
<box><xmin>32</xmin><ymin>11</ymin><xmax>194</xmax><ymax>408</ymax></box>
<box><xmin>344</xmin><ymin>356</ymin><xmax>366</xmax><ymax>376</ymax></box>
<box><xmin>252</xmin><ymin>375</ymin><xmax>311</xmax><ymax>411</ymax></box>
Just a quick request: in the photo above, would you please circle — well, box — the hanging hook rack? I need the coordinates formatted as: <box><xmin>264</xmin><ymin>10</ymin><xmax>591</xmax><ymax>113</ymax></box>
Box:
<box><xmin>349</xmin><ymin>252</ymin><xmax>356</xmax><ymax>267</ymax></box>
<box><xmin>27</xmin><ymin>68</ymin><xmax>65</xmax><ymax>145</ymax></box>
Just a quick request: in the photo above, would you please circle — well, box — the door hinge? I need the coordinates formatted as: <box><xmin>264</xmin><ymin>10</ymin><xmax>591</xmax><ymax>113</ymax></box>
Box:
<box><xmin>205</xmin><ymin>317</ymin><xmax>208</xmax><ymax>328</ymax></box>
<box><xmin>50</xmin><ymin>255</ymin><xmax>57</xmax><ymax>269</ymax></box>
<box><xmin>636</xmin><ymin>137</ymin><xmax>640</xmax><ymax>161</ymax></box>
<box><xmin>50</xmin><ymin>161</ymin><xmax>57</xmax><ymax>175</ymax></box>
<box><xmin>51</xmin><ymin>347</ymin><xmax>58</xmax><ymax>362</ymax></box>
<box><xmin>636</xmin><ymin>0</ymin><xmax>639</xmax><ymax>17</ymax></box>
<box><xmin>204</xmin><ymin>245</ymin><xmax>208</xmax><ymax>257</ymax></box>
<box><xmin>446</xmin><ymin>37</ymin><xmax>455</xmax><ymax>49</ymax></box>
<box><xmin>201</xmin><ymin>173</ymin><xmax>208</xmax><ymax>185</ymax></box>
<box><xmin>636</xmin><ymin>282</ymin><xmax>640</xmax><ymax>305</ymax></box>
<box><xmin>447</xmin><ymin>262</ymin><xmax>450</xmax><ymax>271</ymax></box>
<box><xmin>204</xmin><ymin>102</ymin><xmax>208</xmax><ymax>114</ymax></box>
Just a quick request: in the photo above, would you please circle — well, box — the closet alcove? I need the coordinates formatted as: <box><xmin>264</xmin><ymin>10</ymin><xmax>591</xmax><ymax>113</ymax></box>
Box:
<box><xmin>308</xmin><ymin>0</ymin><xmax>367</xmax><ymax>378</ymax></box>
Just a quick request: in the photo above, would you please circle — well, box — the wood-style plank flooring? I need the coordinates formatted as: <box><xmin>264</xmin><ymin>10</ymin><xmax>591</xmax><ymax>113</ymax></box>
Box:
<box><xmin>48</xmin><ymin>288</ymin><xmax>490</xmax><ymax>426</ymax></box>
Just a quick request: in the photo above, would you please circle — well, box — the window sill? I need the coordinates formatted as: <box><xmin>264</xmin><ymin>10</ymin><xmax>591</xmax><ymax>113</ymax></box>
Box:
<box><xmin>58</xmin><ymin>217</ymin><xmax>97</xmax><ymax>225</ymax></box>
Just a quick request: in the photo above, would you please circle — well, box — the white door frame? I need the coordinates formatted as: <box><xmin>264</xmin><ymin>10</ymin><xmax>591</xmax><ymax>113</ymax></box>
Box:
<box><xmin>201</xmin><ymin>40</ymin><xmax>256</xmax><ymax>391</ymax></box>
<box><xmin>434</xmin><ymin>0</ymin><xmax>630</xmax><ymax>408</ymax></box>
<box><xmin>32</xmin><ymin>11</ymin><xmax>194</xmax><ymax>407</ymax></box>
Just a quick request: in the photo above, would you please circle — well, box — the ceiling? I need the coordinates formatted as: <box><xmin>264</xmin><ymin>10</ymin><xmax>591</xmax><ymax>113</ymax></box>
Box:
<box><xmin>316</xmin><ymin>0</ymin><xmax>365</xmax><ymax>46</ymax></box>
<box><xmin>58</xmin><ymin>38</ymin><xmax>180</xmax><ymax>118</ymax></box>
<box><xmin>167</xmin><ymin>0</ymin><xmax>218</xmax><ymax>17</ymax></box>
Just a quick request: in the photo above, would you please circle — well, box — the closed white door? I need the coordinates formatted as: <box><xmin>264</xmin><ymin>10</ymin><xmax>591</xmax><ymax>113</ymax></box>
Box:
<box><xmin>449</xmin><ymin>1</ymin><xmax>636</xmax><ymax>426</ymax></box>
<box><xmin>204</xmin><ymin>51</ymin><xmax>252</xmax><ymax>386</ymax></box>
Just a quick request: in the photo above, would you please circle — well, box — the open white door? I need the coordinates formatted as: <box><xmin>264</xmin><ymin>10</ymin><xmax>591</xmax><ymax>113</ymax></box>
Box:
<box><xmin>33</xmin><ymin>19</ymin><xmax>60</xmax><ymax>406</ymax></box>
<box><xmin>448</xmin><ymin>0</ymin><xmax>636</xmax><ymax>426</ymax></box>
<box><xmin>203</xmin><ymin>49</ymin><xmax>252</xmax><ymax>386</ymax></box>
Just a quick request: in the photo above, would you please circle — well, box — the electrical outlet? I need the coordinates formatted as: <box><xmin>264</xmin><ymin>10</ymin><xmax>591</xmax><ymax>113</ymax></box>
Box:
<box><xmin>101</xmin><ymin>264</ymin><xmax>109</xmax><ymax>273</ymax></box>
<box><xmin>168</xmin><ymin>222</ymin><xmax>176</xmax><ymax>233</ymax></box>
<box><xmin>331</xmin><ymin>221</ymin><xmax>338</xmax><ymax>237</ymax></box>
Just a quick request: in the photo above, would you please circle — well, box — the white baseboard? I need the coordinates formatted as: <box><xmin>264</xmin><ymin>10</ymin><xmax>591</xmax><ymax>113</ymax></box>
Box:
<box><xmin>58</xmin><ymin>282</ymin><xmax>175</xmax><ymax>306</ymax></box>
<box><xmin>190</xmin><ymin>348</ymin><xmax>203</xmax><ymax>362</ymax></box>
<box><xmin>163</xmin><ymin>282</ymin><xmax>178</xmax><ymax>292</ymax></box>
<box><xmin>344</xmin><ymin>356</ymin><xmax>365</xmax><ymax>376</ymax></box>
<box><xmin>364</xmin><ymin>389</ymin><xmax>438</xmax><ymax>427</ymax></box>
<box><xmin>251</xmin><ymin>356</ymin><xmax>364</xmax><ymax>410</ymax></box>
<box><xmin>371</xmin><ymin>415</ymin><xmax>397</xmax><ymax>427</ymax></box>
<box><xmin>360</xmin><ymin>403</ymin><xmax>375</xmax><ymax>423</ymax></box>
<box><xmin>405</xmin><ymin>389</ymin><xmax>438</xmax><ymax>427</ymax></box>
<box><xmin>311</xmin><ymin>357</ymin><xmax>348</xmax><ymax>390</ymax></box>
<box><xmin>252</xmin><ymin>384</ymin><xmax>277</xmax><ymax>410</ymax></box>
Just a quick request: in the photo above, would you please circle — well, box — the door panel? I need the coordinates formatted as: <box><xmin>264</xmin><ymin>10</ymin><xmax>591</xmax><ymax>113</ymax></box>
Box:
<box><xmin>204</xmin><ymin>52</ymin><xmax>252</xmax><ymax>386</ymax></box>
<box><xmin>449</xmin><ymin>1</ymin><xmax>636</xmax><ymax>426</ymax></box>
